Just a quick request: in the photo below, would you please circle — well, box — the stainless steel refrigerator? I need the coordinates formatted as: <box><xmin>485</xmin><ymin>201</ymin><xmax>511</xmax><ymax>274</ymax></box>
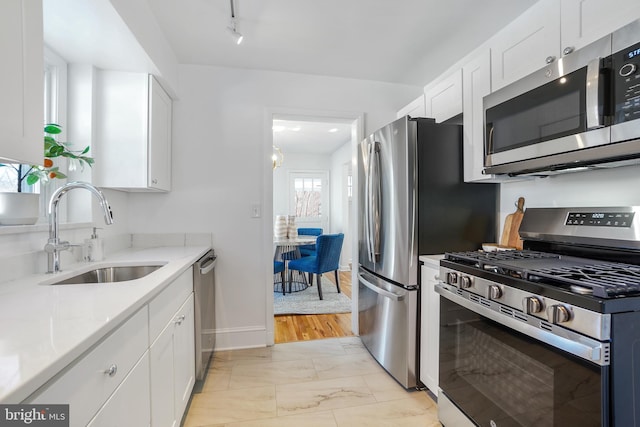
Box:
<box><xmin>358</xmin><ymin>116</ymin><xmax>497</xmax><ymax>388</ymax></box>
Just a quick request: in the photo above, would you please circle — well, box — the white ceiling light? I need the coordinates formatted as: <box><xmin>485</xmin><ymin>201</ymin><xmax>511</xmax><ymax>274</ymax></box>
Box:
<box><xmin>328</xmin><ymin>128</ymin><xmax>338</xmax><ymax>133</ymax></box>
<box><xmin>227</xmin><ymin>0</ymin><xmax>243</xmax><ymax>45</ymax></box>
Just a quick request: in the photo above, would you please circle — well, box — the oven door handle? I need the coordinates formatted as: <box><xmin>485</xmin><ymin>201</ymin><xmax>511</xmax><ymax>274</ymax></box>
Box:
<box><xmin>435</xmin><ymin>284</ymin><xmax>609</xmax><ymax>366</ymax></box>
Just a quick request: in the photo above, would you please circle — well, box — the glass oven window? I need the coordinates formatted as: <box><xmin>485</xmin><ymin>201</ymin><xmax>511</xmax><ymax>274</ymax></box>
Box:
<box><xmin>439</xmin><ymin>297</ymin><xmax>603</xmax><ymax>426</ymax></box>
<box><xmin>486</xmin><ymin>67</ymin><xmax>587</xmax><ymax>155</ymax></box>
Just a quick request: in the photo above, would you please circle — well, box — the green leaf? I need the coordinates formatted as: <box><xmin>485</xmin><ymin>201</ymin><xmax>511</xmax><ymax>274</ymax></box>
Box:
<box><xmin>44</xmin><ymin>136</ymin><xmax>56</xmax><ymax>144</ymax></box>
<box><xmin>44</xmin><ymin>124</ymin><xmax>62</xmax><ymax>134</ymax></box>
<box><xmin>26</xmin><ymin>174</ymin><xmax>40</xmax><ymax>185</ymax></box>
<box><xmin>49</xmin><ymin>145</ymin><xmax>64</xmax><ymax>157</ymax></box>
<box><xmin>81</xmin><ymin>146</ymin><xmax>90</xmax><ymax>155</ymax></box>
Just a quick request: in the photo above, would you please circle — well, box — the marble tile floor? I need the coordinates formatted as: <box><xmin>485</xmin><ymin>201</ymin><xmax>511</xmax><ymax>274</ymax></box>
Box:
<box><xmin>183</xmin><ymin>337</ymin><xmax>441</xmax><ymax>427</ymax></box>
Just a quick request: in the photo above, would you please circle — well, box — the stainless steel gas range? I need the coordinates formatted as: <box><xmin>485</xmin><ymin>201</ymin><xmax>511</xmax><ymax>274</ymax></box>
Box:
<box><xmin>435</xmin><ymin>207</ymin><xmax>640</xmax><ymax>427</ymax></box>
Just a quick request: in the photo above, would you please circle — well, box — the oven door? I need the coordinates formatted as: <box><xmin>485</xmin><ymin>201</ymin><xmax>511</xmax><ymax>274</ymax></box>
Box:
<box><xmin>437</xmin><ymin>289</ymin><xmax>607</xmax><ymax>427</ymax></box>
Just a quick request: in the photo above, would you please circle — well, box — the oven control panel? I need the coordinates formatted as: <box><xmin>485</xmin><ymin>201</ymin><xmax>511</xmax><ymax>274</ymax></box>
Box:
<box><xmin>565</xmin><ymin>211</ymin><xmax>634</xmax><ymax>227</ymax></box>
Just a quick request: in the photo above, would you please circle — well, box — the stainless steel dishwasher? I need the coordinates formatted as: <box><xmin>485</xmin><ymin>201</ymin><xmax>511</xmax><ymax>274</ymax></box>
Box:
<box><xmin>193</xmin><ymin>249</ymin><xmax>216</xmax><ymax>391</ymax></box>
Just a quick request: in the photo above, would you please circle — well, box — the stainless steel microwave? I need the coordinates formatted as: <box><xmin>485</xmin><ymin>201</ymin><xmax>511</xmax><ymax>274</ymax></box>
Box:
<box><xmin>483</xmin><ymin>18</ymin><xmax>640</xmax><ymax>176</ymax></box>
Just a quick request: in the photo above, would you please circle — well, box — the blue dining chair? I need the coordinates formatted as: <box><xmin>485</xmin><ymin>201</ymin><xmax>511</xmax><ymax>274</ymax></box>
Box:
<box><xmin>274</xmin><ymin>260</ymin><xmax>286</xmax><ymax>295</ymax></box>
<box><xmin>297</xmin><ymin>227</ymin><xmax>323</xmax><ymax>257</ymax></box>
<box><xmin>287</xmin><ymin>233</ymin><xmax>344</xmax><ymax>300</ymax></box>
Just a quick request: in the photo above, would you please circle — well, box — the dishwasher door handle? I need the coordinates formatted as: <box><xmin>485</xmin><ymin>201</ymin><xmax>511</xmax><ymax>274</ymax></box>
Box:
<box><xmin>199</xmin><ymin>255</ymin><xmax>217</xmax><ymax>275</ymax></box>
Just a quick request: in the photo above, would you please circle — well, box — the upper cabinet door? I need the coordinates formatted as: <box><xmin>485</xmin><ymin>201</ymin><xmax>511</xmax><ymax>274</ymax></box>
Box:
<box><xmin>0</xmin><ymin>0</ymin><xmax>43</xmax><ymax>165</ymax></box>
<box><xmin>148</xmin><ymin>76</ymin><xmax>172</xmax><ymax>192</ymax></box>
<box><xmin>561</xmin><ymin>0</ymin><xmax>640</xmax><ymax>53</ymax></box>
<box><xmin>462</xmin><ymin>50</ymin><xmax>492</xmax><ymax>182</ymax></box>
<box><xmin>424</xmin><ymin>69</ymin><xmax>462</xmax><ymax>123</ymax></box>
<box><xmin>491</xmin><ymin>0</ymin><xmax>561</xmax><ymax>91</ymax></box>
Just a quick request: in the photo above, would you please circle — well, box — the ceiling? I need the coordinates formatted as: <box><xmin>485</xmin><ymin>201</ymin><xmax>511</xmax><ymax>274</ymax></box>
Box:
<box><xmin>147</xmin><ymin>0</ymin><xmax>537</xmax><ymax>86</ymax></box>
<box><xmin>273</xmin><ymin>118</ymin><xmax>352</xmax><ymax>155</ymax></box>
<box><xmin>44</xmin><ymin>0</ymin><xmax>538</xmax><ymax>155</ymax></box>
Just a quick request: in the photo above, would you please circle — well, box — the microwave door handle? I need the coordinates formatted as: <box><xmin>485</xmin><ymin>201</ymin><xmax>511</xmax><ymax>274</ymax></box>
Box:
<box><xmin>586</xmin><ymin>57</ymin><xmax>604</xmax><ymax>129</ymax></box>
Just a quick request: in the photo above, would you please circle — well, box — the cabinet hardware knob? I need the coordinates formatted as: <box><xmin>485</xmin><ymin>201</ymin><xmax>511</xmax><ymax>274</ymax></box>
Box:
<box><xmin>545</xmin><ymin>55</ymin><xmax>556</xmax><ymax>64</ymax></box>
<box><xmin>563</xmin><ymin>46</ymin><xmax>574</xmax><ymax>55</ymax></box>
<box><xmin>152</xmin><ymin>179</ymin><xmax>158</xmax><ymax>184</ymax></box>
<box><xmin>104</xmin><ymin>364</ymin><xmax>118</xmax><ymax>377</ymax></box>
<box><xmin>175</xmin><ymin>314</ymin><xmax>186</xmax><ymax>325</ymax></box>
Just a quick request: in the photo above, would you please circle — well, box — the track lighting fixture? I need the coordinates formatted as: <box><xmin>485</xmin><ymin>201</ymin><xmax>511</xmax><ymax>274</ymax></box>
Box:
<box><xmin>228</xmin><ymin>0</ymin><xmax>243</xmax><ymax>45</ymax></box>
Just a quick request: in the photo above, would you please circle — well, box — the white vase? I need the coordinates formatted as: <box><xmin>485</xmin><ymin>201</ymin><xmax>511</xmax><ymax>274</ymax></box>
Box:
<box><xmin>0</xmin><ymin>192</ymin><xmax>40</xmax><ymax>225</ymax></box>
<box><xmin>274</xmin><ymin>215</ymin><xmax>288</xmax><ymax>239</ymax></box>
<box><xmin>287</xmin><ymin>215</ymin><xmax>297</xmax><ymax>239</ymax></box>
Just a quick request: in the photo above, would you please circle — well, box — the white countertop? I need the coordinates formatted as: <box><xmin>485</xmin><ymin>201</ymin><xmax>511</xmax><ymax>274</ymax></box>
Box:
<box><xmin>0</xmin><ymin>245</ymin><xmax>210</xmax><ymax>403</ymax></box>
<box><xmin>419</xmin><ymin>254</ymin><xmax>444</xmax><ymax>268</ymax></box>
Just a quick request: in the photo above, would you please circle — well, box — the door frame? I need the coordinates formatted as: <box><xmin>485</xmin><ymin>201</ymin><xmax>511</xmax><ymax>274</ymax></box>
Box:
<box><xmin>263</xmin><ymin>107</ymin><xmax>363</xmax><ymax>345</ymax></box>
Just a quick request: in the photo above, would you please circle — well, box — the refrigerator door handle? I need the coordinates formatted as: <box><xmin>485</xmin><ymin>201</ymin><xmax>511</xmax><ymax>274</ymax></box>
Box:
<box><xmin>364</xmin><ymin>140</ymin><xmax>374</xmax><ymax>262</ymax></box>
<box><xmin>358</xmin><ymin>273</ymin><xmax>405</xmax><ymax>301</ymax></box>
<box><xmin>371</xmin><ymin>141</ymin><xmax>381</xmax><ymax>261</ymax></box>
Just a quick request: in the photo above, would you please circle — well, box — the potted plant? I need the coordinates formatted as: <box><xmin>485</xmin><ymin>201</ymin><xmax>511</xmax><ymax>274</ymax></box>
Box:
<box><xmin>0</xmin><ymin>124</ymin><xmax>94</xmax><ymax>225</ymax></box>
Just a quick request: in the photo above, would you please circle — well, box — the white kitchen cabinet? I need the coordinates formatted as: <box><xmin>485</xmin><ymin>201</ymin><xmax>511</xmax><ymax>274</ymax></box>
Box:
<box><xmin>462</xmin><ymin>50</ymin><xmax>492</xmax><ymax>183</ymax></box>
<box><xmin>29</xmin><ymin>307</ymin><xmax>150</xmax><ymax>427</ymax></box>
<box><xmin>0</xmin><ymin>0</ymin><xmax>43</xmax><ymax>165</ymax></box>
<box><xmin>95</xmin><ymin>72</ymin><xmax>172</xmax><ymax>191</ymax></box>
<box><xmin>149</xmin><ymin>269</ymin><xmax>195</xmax><ymax>427</ymax></box>
<box><xmin>87</xmin><ymin>352</ymin><xmax>151</xmax><ymax>427</ymax></box>
<box><xmin>561</xmin><ymin>0</ymin><xmax>640</xmax><ymax>53</ymax></box>
<box><xmin>173</xmin><ymin>294</ymin><xmax>196</xmax><ymax>420</ymax></box>
<box><xmin>423</xmin><ymin>69</ymin><xmax>462</xmax><ymax>123</ymax></box>
<box><xmin>396</xmin><ymin>95</ymin><xmax>426</xmax><ymax>119</ymax></box>
<box><xmin>490</xmin><ymin>0</ymin><xmax>560</xmax><ymax>91</ymax></box>
<box><xmin>420</xmin><ymin>256</ymin><xmax>442</xmax><ymax>395</ymax></box>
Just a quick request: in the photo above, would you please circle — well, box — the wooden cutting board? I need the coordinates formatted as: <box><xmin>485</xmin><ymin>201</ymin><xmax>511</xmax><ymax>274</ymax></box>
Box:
<box><xmin>500</xmin><ymin>197</ymin><xmax>525</xmax><ymax>250</ymax></box>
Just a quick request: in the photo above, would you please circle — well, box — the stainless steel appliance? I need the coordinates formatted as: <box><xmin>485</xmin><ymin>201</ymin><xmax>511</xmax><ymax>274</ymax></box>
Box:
<box><xmin>357</xmin><ymin>116</ymin><xmax>497</xmax><ymax>389</ymax></box>
<box><xmin>483</xmin><ymin>18</ymin><xmax>640</xmax><ymax>176</ymax></box>
<box><xmin>436</xmin><ymin>207</ymin><xmax>640</xmax><ymax>426</ymax></box>
<box><xmin>193</xmin><ymin>249</ymin><xmax>217</xmax><ymax>391</ymax></box>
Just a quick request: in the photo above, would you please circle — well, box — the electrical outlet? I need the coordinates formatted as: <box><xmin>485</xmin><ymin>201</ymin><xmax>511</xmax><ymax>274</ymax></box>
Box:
<box><xmin>251</xmin><ymin>204</ymin><xmax>261</xmax><ymax>218</ymax></box>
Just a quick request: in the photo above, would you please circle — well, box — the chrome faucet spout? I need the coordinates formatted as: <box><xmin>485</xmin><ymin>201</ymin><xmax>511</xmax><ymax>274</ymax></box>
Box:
<box><xmin>46</xmin><ymin>181</ymin><xmax>114</xmax><ymax>273</ymax></box>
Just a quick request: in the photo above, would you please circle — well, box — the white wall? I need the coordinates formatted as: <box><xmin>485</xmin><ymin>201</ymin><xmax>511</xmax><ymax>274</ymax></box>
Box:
<box><xmin>330</xmin><ymin>140</ymin><xmax>353</xmax><ymax>269</ymax></box>
<box><xmin>125</xmin><ymin>64</ymin><xmax>419</xmax><ymax>349</ymax></box>
<box><xmin>499</xmin><ymin>165</ymin><xmax>640</xmax><ymax>231</ymax></box>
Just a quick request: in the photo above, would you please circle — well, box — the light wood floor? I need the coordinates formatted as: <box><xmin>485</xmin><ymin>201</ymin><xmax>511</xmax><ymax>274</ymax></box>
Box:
<box><xmin>274</xmin><ymin>270</ymin><xmax>355</xmax><ymax>344</ymax></box>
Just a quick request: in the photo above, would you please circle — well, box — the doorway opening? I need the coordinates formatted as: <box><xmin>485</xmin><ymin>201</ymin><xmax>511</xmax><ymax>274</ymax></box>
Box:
<box><xmin>270</xmin><ymin>113</ymin><xmax>359</xmax><ymax>344</ymax></box>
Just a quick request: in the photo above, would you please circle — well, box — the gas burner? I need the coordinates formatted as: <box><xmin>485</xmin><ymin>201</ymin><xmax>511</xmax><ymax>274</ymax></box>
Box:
<box><xmin>526</xmin><ymin>263</ymin><xmax>640</xmax><ymax>298</ymax></box>
<box><xmin>570</xmin><ymin>284</ymin><xmax>594</xmax><ymax>295</ymax></box>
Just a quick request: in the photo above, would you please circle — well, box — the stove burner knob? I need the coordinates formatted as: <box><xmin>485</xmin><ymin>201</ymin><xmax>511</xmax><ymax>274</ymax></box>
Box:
<box><xmin>522</xmin><ymin>296</ymin><xmax>543</xmax><ymax>314</ymax></box>
<box><xmin>547</xmin><ymin>305</ymin><xmax>572</xmax><ymax>324</ymax></box>
<box><xmin>459</xmin><ymin>276</ymin><xmax>473</xmax><ymax>289</ymax></box>
<box><xmin>488</xmin><ymin>285</ymin><xmax>502</xmax><ymax>300</ymax></box>
<box><xmin>447</xmin><ymin>272</ymin><xmax>458</xmax><ymax>286</ymax></box>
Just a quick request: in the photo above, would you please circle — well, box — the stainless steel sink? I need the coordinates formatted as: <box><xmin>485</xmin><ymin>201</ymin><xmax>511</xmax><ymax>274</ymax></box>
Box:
<box><xmin>50</xmin><ymin>265</ymin><xmax>164</xmax><ymax>285</ymax></box>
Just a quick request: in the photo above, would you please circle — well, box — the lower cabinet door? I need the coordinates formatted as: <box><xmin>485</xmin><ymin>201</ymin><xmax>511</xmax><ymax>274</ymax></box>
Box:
<box><xmin>87</xmin><ymin>352</ymin><xmax>151</xmax><ymax>427</ymax></box>
<box><xmin>150</xmin><ymin>320</ymin><xmax>177</xmax><ymax>427</ymax></box>
<box><xmin>173</xmin><ymin>293</ymin><xmax>195</xmax><ymax>420</ymax></box>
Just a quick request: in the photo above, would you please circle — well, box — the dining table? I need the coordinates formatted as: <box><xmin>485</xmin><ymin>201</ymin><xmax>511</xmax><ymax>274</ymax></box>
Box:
<box><xmin>273</xmin><ymin>236</ymin><xmax>317</xmax><ymax>293</ymax></box>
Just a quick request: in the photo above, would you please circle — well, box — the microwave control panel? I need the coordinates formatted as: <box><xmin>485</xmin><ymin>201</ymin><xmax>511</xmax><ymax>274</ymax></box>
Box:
<box><xmin>613</xmin><ymin>40</ymin><xmax>640</xmax><ymax>124</ymax></box>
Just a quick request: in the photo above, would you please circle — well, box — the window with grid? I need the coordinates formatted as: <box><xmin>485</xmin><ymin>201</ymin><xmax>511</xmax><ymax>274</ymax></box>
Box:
<box><xmin>293</xmin><ymin>177</ymin><xmax>322</xmax><ymax>218</ymax></box>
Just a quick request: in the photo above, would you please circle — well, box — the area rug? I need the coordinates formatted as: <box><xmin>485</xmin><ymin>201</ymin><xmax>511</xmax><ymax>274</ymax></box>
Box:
<box><xmin>274</xmin><ymin>276</ymin><xmax>352</xmax><ymax>315</ymax></box>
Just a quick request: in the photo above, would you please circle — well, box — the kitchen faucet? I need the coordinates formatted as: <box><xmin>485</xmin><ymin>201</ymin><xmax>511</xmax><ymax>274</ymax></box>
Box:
<box><xmin>45</xmin><ymin>181</ymin><xmax>114</xmax><ymax>273</ymax></box>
